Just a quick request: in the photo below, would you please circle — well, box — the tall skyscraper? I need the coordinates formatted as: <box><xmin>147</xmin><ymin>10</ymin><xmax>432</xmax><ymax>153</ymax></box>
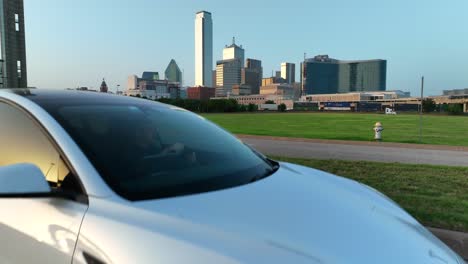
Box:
<box><xmin>215</xmin><ymin>39</ymin><xmax>245</xmax><ymax>97</ymax></box>
<box><xmin>302</xmin><ymin>55</ymin><xmax>387</xmax><ymax>95</ymax></box>
<box><xmin>281</xmin><ymin>62</ymin><xmax>295</xmax><ymax>84</ymax></box>
<box><xmin>0</xmin><ymin>0</ymin><xmax>27</xmax><ymax>88</ymax></box>
<box><xmin>241</xmin><ymin>58</ymin><xmax>262</xmax><ymax>94</ymax></box>
<box><xmin>195</xmin><ymin>11</ymin><xmax>213</xmax><ymax>87</ymax></box>
<box><xmin>275</xmin><ymin>71</ymin><xmax>281</xmax><ymax>78</ymax></box>
<box><xmin>246</xmin><ymin>58</ymin><xmax>261</xmax><ymax>70</ymax></box>
<box><xmin>215</xmin><ymin>59</ymin><xmax>241</xmax><ymax>97</ymax></box>
<box><xmin>165</xmin><ymin>59</ymin><xmax>182</xmax><ymax>83</ymax></box>
<box><xmin>127</xmin><ymin>75</ymin><xmax>138</xmax><ymax>90</ymax></box>
<box><xmin>212</xmin><ymin>70</ymin><xmax>216</xmax><ymax>89</ymax></box>
<box><xmin>222</xmin><ymin>37</ymin><xmax>244</xmax><ymax>67</ymax></box>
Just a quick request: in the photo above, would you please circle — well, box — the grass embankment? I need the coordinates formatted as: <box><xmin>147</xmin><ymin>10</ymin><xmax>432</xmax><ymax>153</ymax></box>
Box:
<box><xmin>271</xmin><ymin>156</ymin><xmax>468</xmax><ymax>232</ymax></box>
<box><xmin>203</xmin><ymin>112</ymin><xmax>468</xmax><ymax>146</ymax></box>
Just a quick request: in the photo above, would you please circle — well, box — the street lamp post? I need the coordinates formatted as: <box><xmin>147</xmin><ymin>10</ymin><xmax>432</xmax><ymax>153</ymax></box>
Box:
<box><xmin>419</xmin><ymin>76</ymin><xmax>424</xmax><ymax>143</ymax></box>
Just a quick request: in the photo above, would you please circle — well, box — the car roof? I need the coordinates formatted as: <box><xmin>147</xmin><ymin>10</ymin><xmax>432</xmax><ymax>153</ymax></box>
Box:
<box><xmin>0</xmin><ymin>88</ymin><xmax>169</xmax><ymax>109</ymax></box>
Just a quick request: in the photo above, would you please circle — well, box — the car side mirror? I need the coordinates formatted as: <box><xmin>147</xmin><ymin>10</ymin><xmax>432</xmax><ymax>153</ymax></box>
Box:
<box><xmin>0</xmin><ymin>163</ymin><xmax>51</xmax><ymax>196</ymax></box>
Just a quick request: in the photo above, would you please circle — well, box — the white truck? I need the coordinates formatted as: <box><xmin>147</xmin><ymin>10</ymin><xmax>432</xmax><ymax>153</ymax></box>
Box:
<box><xmin>385</xmin><ymin>107</ymin><xmax>397</xmax><ymax>115</ymax></box>
<box><xmin>259</xmin><ymin>104</ymin><xmax>278</xmax><ymax>111</ymax></box>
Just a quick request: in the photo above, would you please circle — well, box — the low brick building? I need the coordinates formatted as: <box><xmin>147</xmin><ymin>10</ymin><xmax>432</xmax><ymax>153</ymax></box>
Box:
<box><xmin>187</xmin><ymin>86</ymin><xmax>215</xmax><ymax>100</ymax></box>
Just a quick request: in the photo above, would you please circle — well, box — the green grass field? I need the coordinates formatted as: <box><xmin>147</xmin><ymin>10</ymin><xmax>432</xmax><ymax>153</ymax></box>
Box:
<box><xmin>271</xmin><ymin>156</ymin><xmax>468</xmax><ymax>232</ymax></box>
<box><xmin>203</xmin><ymin>112</ymin><xmax>468</xmax><ymax>146</ymax></box>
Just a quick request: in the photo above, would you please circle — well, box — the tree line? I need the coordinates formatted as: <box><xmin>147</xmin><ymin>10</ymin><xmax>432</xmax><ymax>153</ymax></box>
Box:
<box><xmin>157</xmin><ymin>98</ymin><xmax>252</xmax><ymax>113</ymax></box>
<box><xmin>152</xmin><ymin>98</ymin><xmax>287</xmax><ymax>113</ymax></box>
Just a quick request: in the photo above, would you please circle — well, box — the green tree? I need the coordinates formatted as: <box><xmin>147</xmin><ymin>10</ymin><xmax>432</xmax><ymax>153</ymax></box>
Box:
<box><xmin>224</xmin><ymin>99</ymin><xmax>239</xmax><ymax>112</ymax></box>
<box><xmin>157</xmin><ymin>98</ymin><xmax>171</xmax><ymax>104</ymax></box>
<box><xmin>248</xmin><ymin>103</ymin><xmax>257</xmax><ymax>112</ymax></box>
<box><xmin>155</xmin><ymin>98</ymin><xmax>244</xmax><ymax>113</ymax></box>
<box><xmin>199</xmin><ymin>100</ymin><xmax>209</xmax><ymax>113</ymax></box>
<box><xmin>447</xmin><ymin>104</ymin><xmax>463</xmax><ymax>115</ymax></box>
<box><xmin>422</xmin><ymin>98</ymin><xmax>436</xmax><ymax>113</ymax></box>
<box><xmin>278</xmin><ymin>103</ymin><xmax>287</xmax><ymax>112</ymax></box>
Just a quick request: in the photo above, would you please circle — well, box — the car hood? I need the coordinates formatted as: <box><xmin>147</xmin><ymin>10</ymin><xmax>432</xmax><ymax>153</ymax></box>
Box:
<box><xmin>132</xmin><ymin>162</ymin><xmax>461</xmax><ymax>263</ymax></box>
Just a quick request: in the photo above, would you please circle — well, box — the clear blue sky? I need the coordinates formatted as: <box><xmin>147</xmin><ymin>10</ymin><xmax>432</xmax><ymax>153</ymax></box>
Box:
<box><xmin>25</xmin><ymin>0</ymin><xmax>468</xmax><ymax>95</ymax></box>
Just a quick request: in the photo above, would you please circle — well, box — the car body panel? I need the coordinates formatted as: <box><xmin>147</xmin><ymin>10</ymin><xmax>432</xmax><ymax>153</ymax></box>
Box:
<box><xmin>0</xmin><ymin>198</ymin><xmax>87</xmax><ymax>264</ymax></box>
<box><xmin>74</xmin><ymin>196</ymin><xmax>320</xmax><ymax>264</ymax></box>
<box><xmin>75</xmin><ymin>162</ymin><xmax>461</xmax><ymax>263</ymax></box>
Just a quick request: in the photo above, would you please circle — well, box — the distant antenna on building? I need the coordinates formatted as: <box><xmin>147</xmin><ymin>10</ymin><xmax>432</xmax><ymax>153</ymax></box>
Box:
<box><xmin>304</xmin><ymin>52</ymin><xmax>306</xmax><ymax>60</ymax></box>
<box><xmin>232</xmin><ymin>36</ymin><xmax>235</xmax><ymax>45</ymax></box>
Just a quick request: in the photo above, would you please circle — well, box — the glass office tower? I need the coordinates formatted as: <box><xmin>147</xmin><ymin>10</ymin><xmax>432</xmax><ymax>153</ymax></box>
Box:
<box><xmin>165</xmin><ymin>59</ymin><xmax>182</xmax><ymax>83</ymax></box>
<box><xmin>0</xmin><ymin>0</ymin><xmax>27</xmax><ymax>88</ymax></box>
<box><xmin>302</xmin><ymin>55</ymin><xmax>386</xmax><ymax>95</ymax></box>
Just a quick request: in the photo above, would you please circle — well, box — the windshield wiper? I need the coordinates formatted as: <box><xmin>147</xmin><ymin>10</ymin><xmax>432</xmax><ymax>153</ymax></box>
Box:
<box><xmin>244</xmin><ymin>143</ymin><xmax>280</xmax><ymax>171</ymax></box>
<box><xmin>249</xmin><ymin>163</ymin><xmax>279</xmax><ymax>183</ymax></box>
<box><xmin>267</xmin><ymin>158</ymin><xmax>280</xmax><ymax>170</ymax></box>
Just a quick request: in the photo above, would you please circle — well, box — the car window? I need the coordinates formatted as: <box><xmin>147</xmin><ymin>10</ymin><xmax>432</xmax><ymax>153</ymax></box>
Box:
<box><xmin>0</xmin><ymin>102</ymin><xmax>76</xmax><ymax>191</ymax></box>
<box><xmin>46</xmin><ymin>102</ymin><xmax>277</xmax><ymax>201</ymax></box>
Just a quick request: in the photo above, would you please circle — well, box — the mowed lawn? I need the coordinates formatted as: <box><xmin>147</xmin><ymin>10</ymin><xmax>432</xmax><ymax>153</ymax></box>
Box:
<box><xmin>203</xmin><ymin>112</ymin><xmax>468</xmax><ymax>146</ymax></box>
<box><xmin>271</xmin><ymin>156</ymin><xmax>468</xmax><ymax>232</ymax></box>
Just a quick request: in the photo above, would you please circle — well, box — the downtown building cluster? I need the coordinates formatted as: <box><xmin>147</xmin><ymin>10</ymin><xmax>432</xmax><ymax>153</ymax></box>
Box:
<box><xmin>192</xmin><ymin>11</ymin><xmax>300</xmax><ymax>108</ymax></box>
<box><xmin>120</xmin><ymin>10</ymin><xmax>391</xmax><ymax>110</ymax></box>
<box><xmin>191</xmin><ymin>11</ymin><xmax>388</xmax><ymax>109</ymax></box>
<box><xmin>59</xmin><ymin>10</ymin><xmax>468</xmax><ymax>113</ymax></box>
<box><xmin>120</xmin><ymin>10</ymin><xmax>389</xmax><ymax>108</ymax></box>
<box><xmin>124</xmin><ymin>59</ymin><xmax>183</xmax><ymax>100</ymax></box>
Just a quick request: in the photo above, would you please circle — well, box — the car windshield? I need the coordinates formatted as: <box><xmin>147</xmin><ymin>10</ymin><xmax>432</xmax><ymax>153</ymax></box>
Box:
<box><xmin>47</xmin><ymin>101</ymin><xmax>277</xmax><ymax>201</ymax></box>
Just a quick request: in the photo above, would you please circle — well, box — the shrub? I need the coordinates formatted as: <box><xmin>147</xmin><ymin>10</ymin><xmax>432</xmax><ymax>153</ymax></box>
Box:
<box><xmin>248</xmin><ymin>103</ymin><xmax>257</xmax><ymax>112</ymax></box>
<box><xmin>447</xmin><ymin>104</ymin><xmax>463</xmax><ymax>115</ymax></box>
<box><xmin>278</xmin><ymin>103</ymin><xmax>287</xmax><ymax>112</ymax></box>
<box><xmin>422</xmin><ymin>98</ymin><xmax>436</xmax><ymax>113</ymax></box>
<box><xmin>156</xmin><ymin>98</ymin><xmax>242</xmax><ymax>113</ymax></box>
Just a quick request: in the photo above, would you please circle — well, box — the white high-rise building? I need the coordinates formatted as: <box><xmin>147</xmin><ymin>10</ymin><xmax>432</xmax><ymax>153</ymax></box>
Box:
<box><xmin>194</xmin><ymin>11</ymin><xmax>213</xmax><ymax>87</ymax></box>
<box><xmin>127</xmin><ymin>75</ymin><xmax>138</xmax><ymax>90</ymax></box>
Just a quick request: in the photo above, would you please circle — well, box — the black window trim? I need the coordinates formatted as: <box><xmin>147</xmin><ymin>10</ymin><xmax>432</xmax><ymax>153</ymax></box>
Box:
<box><xmin>0</xmin><ymin>98</ymin><xmax>89</xmax><ymax>204</ymax></box>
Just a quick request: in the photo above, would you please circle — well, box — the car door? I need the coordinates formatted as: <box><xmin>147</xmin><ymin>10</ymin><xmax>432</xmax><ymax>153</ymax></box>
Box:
<box><xmin>0</xmin><ymin>101</ymin><xmax>88</xmax><ymax>264</ymax></box>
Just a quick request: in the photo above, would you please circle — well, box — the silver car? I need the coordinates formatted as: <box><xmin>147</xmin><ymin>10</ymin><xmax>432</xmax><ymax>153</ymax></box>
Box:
<box><xmin>0</xmin><ymin>89</ymin><xmax>464</xmax><ymax>263</ymax></box>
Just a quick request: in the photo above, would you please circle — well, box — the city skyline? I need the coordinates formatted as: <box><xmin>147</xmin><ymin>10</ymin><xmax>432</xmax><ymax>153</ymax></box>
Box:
<box><xmin>23</xmin><ymin>0</ymin><xmax>468</xmax><ymax>95</ymax></box>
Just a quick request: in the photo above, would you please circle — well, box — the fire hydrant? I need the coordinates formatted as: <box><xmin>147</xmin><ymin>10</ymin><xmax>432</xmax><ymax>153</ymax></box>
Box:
<box><xmin>374</xmin><ymin>122</ymin><xmax>384</xmax><ymax>141</ymax></box>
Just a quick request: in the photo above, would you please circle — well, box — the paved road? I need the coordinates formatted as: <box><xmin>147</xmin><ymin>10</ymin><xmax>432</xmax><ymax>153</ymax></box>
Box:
<box><xmin>239</xmin><ymin>135</ymin><xmax>468</xmax><ymax>167</ymax></box>
<box><xmin>429</xmin><ymin>228</ymin><xmax>468</xmax><ymax>261</ymax></box>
